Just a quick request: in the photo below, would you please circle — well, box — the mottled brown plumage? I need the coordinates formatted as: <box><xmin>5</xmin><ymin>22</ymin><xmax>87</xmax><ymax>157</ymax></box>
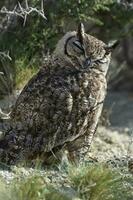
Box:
<box><xmin>0</xmin><ymin>24</ymin><xmax>114</xmax><ymax>165</ymax></box>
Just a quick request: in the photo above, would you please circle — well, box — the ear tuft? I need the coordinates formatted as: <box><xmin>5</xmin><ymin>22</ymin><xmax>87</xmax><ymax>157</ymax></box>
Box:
<box><xmin>77</xmin><ymin>23</ymin><xmax>85</xmax><ymax>45</ymax></box>
<box><xmin>105</xmin><ymin>40</ymin><xmax>119</xmax><ymax>54</ymax></box>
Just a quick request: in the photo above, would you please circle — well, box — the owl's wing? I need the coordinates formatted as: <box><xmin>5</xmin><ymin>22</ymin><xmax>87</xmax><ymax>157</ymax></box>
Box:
<box><xmin>11</xmin><ymin>66</ymin><xmax>50</xmax><ymax>119</ymax></box>
<box><xmin>38</xmin><ymin>83</ymin><xmax>74</xmax><ymax>151</ymax></box>
<box><xmin>10</xmin><ymin>67</ymin><xmax>74</xmax><ymax>152</ymax></box>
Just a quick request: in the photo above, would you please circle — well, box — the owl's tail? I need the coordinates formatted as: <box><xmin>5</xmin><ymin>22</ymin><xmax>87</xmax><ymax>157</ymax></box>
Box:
<box><xmin>0</xmin><ymin>122</ymin><xmax>22</xmax><ymax>165</ymax></box>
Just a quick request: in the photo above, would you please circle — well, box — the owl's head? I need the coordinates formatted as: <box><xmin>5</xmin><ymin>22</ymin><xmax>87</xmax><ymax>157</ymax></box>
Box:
<box><xmin>54</xmin><ymin>23</ymin><xmax>118</xmax><ymax>75</ymax></box>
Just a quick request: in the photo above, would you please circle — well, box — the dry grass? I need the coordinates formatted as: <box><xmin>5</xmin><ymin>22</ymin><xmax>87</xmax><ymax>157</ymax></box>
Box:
<box><xmin>15</xmin><ymin>59</ymin><xmax>38</xmax><ymax>89</ymax></box>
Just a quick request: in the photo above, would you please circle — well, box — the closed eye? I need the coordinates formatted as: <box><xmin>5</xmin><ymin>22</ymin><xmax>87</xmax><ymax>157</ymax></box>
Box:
<box><xmin>98</xmin><ymin>57</ymin><xmax>108</xmax><ymax>63</ymax></box>
<box><xmin>73</xmin><ymin>41</ymin><xmax>84</xmax><ymax>53</ymax></box>
<box><xmin>95</xmin><ymin>56</ymin><xmax>108</xmax><ymax>64</ymax></box>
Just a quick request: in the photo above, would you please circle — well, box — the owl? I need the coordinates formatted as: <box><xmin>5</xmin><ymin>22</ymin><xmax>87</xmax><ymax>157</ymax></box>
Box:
<box><xmin>0</xmin><ymin>23</ymin><xmax>117</xmax><ymax>165</ymax></box>
<box><xmin>128</xmin><ymin>157</ymin><xmax>133</xmax><ymax>174</ymax></box>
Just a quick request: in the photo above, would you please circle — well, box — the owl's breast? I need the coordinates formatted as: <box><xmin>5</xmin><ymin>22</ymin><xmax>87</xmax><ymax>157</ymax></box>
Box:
<box><xmin>68</xmin><ymin>71</ymin><xmax>106</xmax><ymax>111</ymax></box>
<box><xmin>64</xmin><ymin>71</ymin><xmax>107</xmax><ymax>139</ymax></box>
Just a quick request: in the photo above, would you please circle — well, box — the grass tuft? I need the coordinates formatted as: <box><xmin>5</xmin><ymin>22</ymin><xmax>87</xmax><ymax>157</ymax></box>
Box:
<box><xmin>69</xmin><ymin>164</ymin><xmax>133</xmax><ymax>200</ymax></box>
<box><xmin>0</xmin><ymin>163</ymin><xmax>132</xmax><ymax>200</ymax></box>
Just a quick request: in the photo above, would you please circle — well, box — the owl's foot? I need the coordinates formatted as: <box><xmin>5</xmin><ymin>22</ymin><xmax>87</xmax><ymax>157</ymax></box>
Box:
<box><xmin>67</xmin><ymin>147</ymin><xmax>89</xmax><ymax>164</ymax></box>
<box><xmin>67</xmin><ymin>149</ymin><xmax>99</xmax><ymax>166</ymax></box>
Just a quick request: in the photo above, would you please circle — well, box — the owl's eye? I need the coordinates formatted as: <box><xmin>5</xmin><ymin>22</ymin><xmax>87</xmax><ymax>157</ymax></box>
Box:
<box><xmin>73</xmin><ymin>41</ymin><xmax>85</xmax><ymax>54</ymax></box>
<box><xmin>95</xmin><ymin>55</ymin><xmax>108</xmax><ymax>64</ymax></box>
<box><xmin>98</xmin><ymin>57</ymin><xmax>108</xmax><ymax>64</ymax></box>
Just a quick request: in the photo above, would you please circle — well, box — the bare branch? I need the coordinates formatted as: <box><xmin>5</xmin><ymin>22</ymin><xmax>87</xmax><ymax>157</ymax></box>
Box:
<box><xmin>0</xmin><ymin>108</ymin><xmax>10</xmax><ymax>119</ymax></box>
<box><xmin>0</xmin><ymin>6</ymin><xmax>23</xmax><ymax>18</ymax></box>
<box><xmin>0</xmin><ymin>51</ymin><xmax>12</xmax><ymax>61</ymax></box>
<box><xmin>117</xmin><ymin>0</ymin><xmax>133</xmax><ymax>9</ymax></box>
<box><xmin>0</xmin><ymin>0</ymin><xmax>47</xmax><ymax>26</ymax></box>
<box><xmin>25</xmin><ymin>0</ymin><xmax>29</xmax><ymax>10</ymax></box>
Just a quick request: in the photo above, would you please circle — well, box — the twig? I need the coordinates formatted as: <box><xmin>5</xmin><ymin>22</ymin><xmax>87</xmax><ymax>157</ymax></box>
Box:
<box><xmin>0</xmin><ymin>0</ymin><xmax>47</xmax><ymax>26</ymax></box>
<box><xmin>0</xmin><ymin>108</ymin><xmax>10</xmax><ymax>119</ymax></box>
<box><xmin>117</xmin><ymin>0</ymin><xmax>133</xmax><ymax>9</ymax></box>
<box><xmin>0</xmin><ymin>51</ymin><xmax>12</xmax><ymax>61</ymax></box>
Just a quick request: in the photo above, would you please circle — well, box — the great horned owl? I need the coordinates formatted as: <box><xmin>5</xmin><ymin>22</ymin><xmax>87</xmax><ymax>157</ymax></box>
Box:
<box><xmin>0</xmin><ymin>24</ymin><xmax>116</xmax><ymax>165</ymax></box>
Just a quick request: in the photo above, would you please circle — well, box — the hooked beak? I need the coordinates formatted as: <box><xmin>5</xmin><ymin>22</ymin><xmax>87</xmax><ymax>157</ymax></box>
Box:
<box><xmin>83</xmin><ymin>58</ymin><xmax>91</xmax><ymax>68</ymax></box>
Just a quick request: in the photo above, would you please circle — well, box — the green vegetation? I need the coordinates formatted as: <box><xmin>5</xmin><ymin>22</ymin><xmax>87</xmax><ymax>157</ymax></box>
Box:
<box><xmin>15</xmin><ymin>58</ymin><xmax>38</xmax><ymax>89</ymax></box>
<box><xmin>0</xmin><ymin>163</ymin><xmax>132</xmax><ymax>200</ymax></box>
<box><xmin>69</xmin><ymin>164</ymin><xmax>133</xmax><ymax>200</ymax></box>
